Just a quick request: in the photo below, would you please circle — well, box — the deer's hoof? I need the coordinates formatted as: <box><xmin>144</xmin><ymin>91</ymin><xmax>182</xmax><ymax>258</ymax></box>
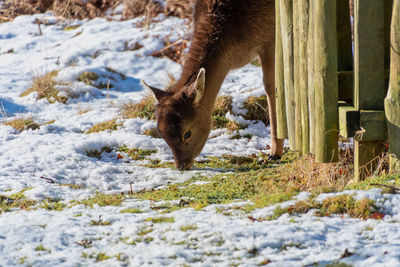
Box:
<box><xmin>268</xmin><ymin>155</ymin><xmax>281</xmax><ymax>161</ymax></box>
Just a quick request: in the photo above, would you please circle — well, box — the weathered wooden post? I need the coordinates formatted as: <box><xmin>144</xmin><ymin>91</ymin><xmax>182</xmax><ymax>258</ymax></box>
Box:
<box><xmin>307</xmin><ymin>0</ymin><xmax>315</xmax><ymax>155</ymax></box>
<box><xmin>293</xmin><ymin>0</ymin><xmax>302</xmax><ymax>152</ymax></box>
<box><xmin>280</xmin><ymin>0</ymin><xmax>296</xmax><ymax>150</ymax></box>
<box><xmin>275</xmin><ymin>0</ymin><xmax>288</xmax><ymax>140</ymax></box>
<box><xmin>353</xmin><ymin>0</ymin><xmax>386</xmax><ymax>180</ymax></box>
<box><xmin>385</xmin><ymin>0</ymin><xmax>400</xmax><ymax>171</ymax></box>
<box><xmin>298</xmin><ymin>0</ymin><xmax>310</xmax><ymax>155</ymax></box>
<box><xmin>314</xmin><ymin>0</ymin><xmax>339</xmax><ymax>163</ymax></box>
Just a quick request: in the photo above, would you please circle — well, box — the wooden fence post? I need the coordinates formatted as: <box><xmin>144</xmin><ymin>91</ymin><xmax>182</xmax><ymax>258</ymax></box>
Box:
<box><xmin>298</xmin><ymin>0</ymin><xmax>310</xmax><ymax>155</ymax></box>
<box><xmin>280</xmin><ymin>0</ymin><xmax>296</xmax><ymax>150</ymax></box>
<box><xmin>385</xmin><ymin>0</ymin><xmax>400</xmax><ymax>171</ymax></box>
<box><xmin>293</xmin><ymin>0</ymin><xmax>302</xmax><ymax>152</ymax></box>
<box><xmin>307</xmin><ymin>0</ymin><xmax>315</xmax><ymax>155</ymax></box>
<box><xmin>314</xmin><ymin>0</ymin><xmax>339</xmax><ymax>163</ymax></box>
<box><xmin>275</xmin><ymin>0</ymin><xmax>288</xmax><ymax>140</ymax></box>
<box><xmin>353</xmin><ymin>0</ymin><xmax>386</xmax><ymax>180</ymax></box>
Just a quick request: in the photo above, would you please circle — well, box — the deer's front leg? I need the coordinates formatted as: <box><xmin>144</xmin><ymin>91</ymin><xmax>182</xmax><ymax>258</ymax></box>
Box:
<box><xmin>260</xmin><ymin>49</ymin><xmax>284</xmax><ymax>159</ymax></box>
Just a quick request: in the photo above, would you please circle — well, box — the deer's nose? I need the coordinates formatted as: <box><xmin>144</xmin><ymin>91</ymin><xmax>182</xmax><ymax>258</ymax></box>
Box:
<box><xmin>177</xmin><ymin>162</ymin><xmax>185</xmax><ymax>171</ymax></box>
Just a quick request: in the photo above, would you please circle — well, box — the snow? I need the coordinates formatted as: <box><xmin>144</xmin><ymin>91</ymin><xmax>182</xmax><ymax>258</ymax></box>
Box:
<box><xmin>1</xmin><ymin>10</ymin><xmax>400</xmax><ymax>267</ymax></box>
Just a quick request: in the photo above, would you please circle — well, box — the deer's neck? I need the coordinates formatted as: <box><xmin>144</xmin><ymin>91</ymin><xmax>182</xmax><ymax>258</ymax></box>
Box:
<box><xmin>177</xmin><ymin>49</ymin><xmax>229</xmax><ymax>115</ymax></box>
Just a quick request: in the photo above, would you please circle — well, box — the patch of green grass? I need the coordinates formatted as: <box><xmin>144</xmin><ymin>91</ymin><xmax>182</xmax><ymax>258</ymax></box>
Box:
<box><xmin>86</xmin><ymin>119</ymin><xmax>121</xmax><ymax>134</ymax></box>
<box><xmin>35</xmin><ymin>244</ymin><xmax>51</xmax><ymax>253</ymax></box>
<box><xmin>345</xmin><ymin>172</ymin><xmax>400</xmax><ymax>193</ymax></box>
<box><xmin>59</xmin><ymin>183</ymin><xmax>86</xmax><ymax>190</ymax></box>
<box><xmin>145</xmin><ymin>216</ymin><xmax>175</xmax><ymax>223</ymax></box>
<box><xmin>64</xmin><ymin>25</ymin><xmax>80</xmax><ymax>31</ymax></box>
<box><xmin>117</xmin><ymin>146</ymin><xmax>157</xmax><ymax>160</ymax></box>
<box><xmin>137</xmin><ymin>226</ymin><xmax>153</xmax><ymax>236</ymax></box>
<box><xmin>1</xmin><ymin>188</ymin><xmax>37</xmax><ymax>213</ymax></box>
<box><xmin>19</xmin><ymin>257</ymin><xmax>27</xmax><ymax>264</ymax></box>
<box><xmin>120</xmin><ymin>96</ymin><xmax>155</xmax><ymax>120</ymax></box>
<box><xmin>180</xmin><ymin>224</ymin><xmax>197</xmax><ymax>231</ymax></box>
<box><xmin>143</xmin><ymin>152</ymin><xmax>292</xmax><ymax>172</ymax></box>
<box><xmin>20</xmin><ymin>70</ymin><xmax>70</xmax><ymax>104</ymax></box>
<box><xmin>120</xmin><ymin>208</ymin><xmax>143</xmax><ymax>214</ymax></box>
<box><xmin>73</xmin><ymin>192</ymin><xmax>126</xmax><ymax>208</ymax></box>
<box><xmin>82</xmin><ymin>252</ymin><xmax>112</xmax><ymax>262</ymax></box>
<box><xmin>40</xmin><ymin>198</ymin><xmax>66</xmax><ymax>211</ymax></box>
<box><xmin>230</xmin><ymin>133</ymin><xmax>253</xmax><ymax>140</ymax></box>
<box><xmin>90</xmin><ymin>218</ymin><xmax>111</xmax><ymax>226</ymax></box>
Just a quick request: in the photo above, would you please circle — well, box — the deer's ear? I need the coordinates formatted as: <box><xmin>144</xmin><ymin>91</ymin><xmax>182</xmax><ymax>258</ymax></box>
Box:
<box><xmin>141</xmin><ymin>80</ymin><xmax>168</xmax><ymax>103</ymax></box>
<box><xmin>192</xmin><ymin>68</ymin><xmax>205</xmax><ymax>105</ymax></box>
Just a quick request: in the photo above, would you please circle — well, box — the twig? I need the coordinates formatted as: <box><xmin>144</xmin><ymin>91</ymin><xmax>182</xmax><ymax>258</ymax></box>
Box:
<box><xmin>129</xmin><ymin>183</ymin><xmax>133</xmax><ymax>195</ymax></box>
<box><xmin>106</xmin><ymin>80</ymin><xmax>110</xmax><ymax>98</ymax></box>
<box><xmin>35</xmin><ymin>18</ymin><xmax>42</xmax><ymax>36</ymax></box>
<box><xmin>150</xmin><ymin>39</ymin><xmax>189</xmax><ymax>56</ymax></box>
<box><xmin>39</xmin><ymin>175</ymin><xmax>55</xmax><ymax>184</ymax></box>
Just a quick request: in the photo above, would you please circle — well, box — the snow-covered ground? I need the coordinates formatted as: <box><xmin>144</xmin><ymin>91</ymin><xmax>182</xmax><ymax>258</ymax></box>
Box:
<box><xmin>1</xmin><ymin>9</ymin><xmax>400</xmax><ymax>267</ymax></box>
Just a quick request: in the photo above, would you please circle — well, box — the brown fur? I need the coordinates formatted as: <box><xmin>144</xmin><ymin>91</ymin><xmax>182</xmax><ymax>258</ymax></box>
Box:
<box><xmin>144</xmin><ymin>0</ymin><xmax>284</xmax><ymax>170</ymax></box>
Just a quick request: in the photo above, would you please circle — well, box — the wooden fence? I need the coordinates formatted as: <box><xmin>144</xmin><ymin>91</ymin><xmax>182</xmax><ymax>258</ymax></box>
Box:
<box><xmin>275</xmin><ymin>0</ymin><xmax>400</xmax><ymax>181</ymax></box>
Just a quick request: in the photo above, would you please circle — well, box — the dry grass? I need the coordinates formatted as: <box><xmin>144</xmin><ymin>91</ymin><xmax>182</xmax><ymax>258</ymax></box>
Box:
<box><xmin>20</xmin><ymin>70</ymin><xmax>70</xmax><ymax>104</ymax></box>
<box><xmin>1</xmin><ymin>0</ymin><xmax>195</xmax><ymax>21</ymax></box>
<box><xmin>77</xmin><ymin>71</ymin><xmax>99</xmax><ymax>86</ymax></box>
<box><xmin>151</xmin><ymin>38</ymin><xmax>189</xmax><ymax>64</ymax></box>
<box><xmin>1</xmin><ymin>0</ymin><xmax>123</xmax><ymax>21</ymax></box>
<box><xmin>143</xmin><ymin>128</ymin><xmax>161</xmax><ymax>138</ymax></box>
<box><xmin>3</xmin><ymin>116</ymin><xmax>40</xmax><ymax>132</ymax></box>
<box><xmin>243</xmin><ymin>95</ymin><xmax>268</xmax><ymax>124</ymax></box>
<box><xmin>122</xmin><ymin>0</ymin><xmax>163</xmax><ymax>21</ymax></box>
<box><xmin>120</xmin><ymin>96</ymin><xmax>155</xmax><ymax>120</ymax></box>
<box><xmin>269</xmin><ymin>194</ymin><xmax>379</xmax><ymax>220</ymax></box>
<box><xmin>165</xmin><ymin>0</ymin><xmax>195</xmax><ymax>19</ymax></box>
<box><xmin>77</xmin><ymin>105</ymin><xmax>92</xmax><ymax>115</ymax></box>
<box><xmin>212</xmin><ymin>95</ymin><xmax>232</xmax><ymax>129</ymax></box>
<box><xmin>277</xmin><ymin>148</ymin><xmax>354</xmax><ymax>193</ymax></box>
<box><xmin>86</xmin><ymin>118</ymin><xmax>121</xmax><ymax>134</ymax></box>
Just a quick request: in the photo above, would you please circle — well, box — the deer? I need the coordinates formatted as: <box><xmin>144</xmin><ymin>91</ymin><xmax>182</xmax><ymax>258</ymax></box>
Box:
<box><xmin>141</xmin><ymin>0</ymin><xmax>284</xmax><ymax>170</ymax></box>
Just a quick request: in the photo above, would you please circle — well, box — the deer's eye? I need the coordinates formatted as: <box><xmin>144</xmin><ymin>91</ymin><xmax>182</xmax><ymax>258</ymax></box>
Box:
<box><xmin>183</xmin><ymin>130</ymin><xmax>192</xmax><ymax>140</ymax></box>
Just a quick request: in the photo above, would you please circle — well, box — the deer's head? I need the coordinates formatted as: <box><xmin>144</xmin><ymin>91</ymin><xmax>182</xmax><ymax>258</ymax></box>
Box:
<box><xmin>142</xmin><ymin>68</ymin><xmax>212</xmax><ymax>170</ymax></box>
